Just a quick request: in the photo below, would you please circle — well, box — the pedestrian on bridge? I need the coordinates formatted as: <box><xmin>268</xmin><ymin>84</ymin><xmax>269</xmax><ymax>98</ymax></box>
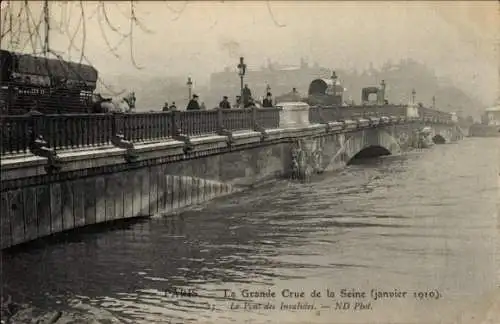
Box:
<box><xmin>186</xmin><ymin>94</ymin><xmax>200</xmax><ymax>110</ymax></box>
<box><xmin>234</xmin><ymin>95</ymin><xmax>242</xmax><ymax>108</ymax></box>
<box><xmin>219</xmin><ymin>96</ymin><xmax>231</xmax><ymax>109</ymax></box>
<box><xmin>162</xmin><ymin>102</ymin><xmax>169</xmax><ymax>111</ymax></box>
<box><xmin>262</xmin><ymin>92</ymin><xmax>273</xmax><ymax>108</ymax></box>
<box><xmin>242</xmin><ymin>84</ymin><xmax>252</xmax><ymax>108</ymax></box>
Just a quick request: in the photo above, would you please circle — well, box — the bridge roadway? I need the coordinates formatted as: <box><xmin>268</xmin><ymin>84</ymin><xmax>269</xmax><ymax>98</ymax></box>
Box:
<box><xmin>0</xmin><ymin>104</ymin><xmax>462</xmax><ymax>249</ymax></box>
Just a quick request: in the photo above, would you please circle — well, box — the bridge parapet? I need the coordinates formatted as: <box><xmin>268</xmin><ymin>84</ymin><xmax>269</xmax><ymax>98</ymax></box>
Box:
<box><xmin>417</xmin><ymin>106</ymin><xmax>453</xmax><ymax>124</ymax></box>
<box><xmin>309</xmin><ymin>104</ymin><xmax>407</xmax><ymax>123</ymax></box>
<box><xmin>1</xmin><ymin>104</ymin><xmax>452</xmax><ymax>157</ymax></box>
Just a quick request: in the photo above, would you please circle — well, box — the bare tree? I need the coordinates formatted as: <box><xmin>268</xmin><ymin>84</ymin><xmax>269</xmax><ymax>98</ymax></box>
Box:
<box><xmin>0</xmin><ymin>0</ymin><xmax>286</xmax><ymax>94</ymax></box>
<box><xmin>0</xmin><ymin>0</ymin><xmax>154</xmax><ymax>94</ymax></box>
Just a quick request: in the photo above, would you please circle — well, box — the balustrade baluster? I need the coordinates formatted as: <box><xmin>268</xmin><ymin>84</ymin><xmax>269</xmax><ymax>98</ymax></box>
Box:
<box><xmin>145</xmin><ymin>114</ymin><xmax>151</xmax><ymax>141</ymax></box>
<box><xmin>212</xmin><ymin>111</ymin><xmax>218</xmax><ymax>132</ymax></box>
<box><xmin>139</xmin><ymin>114</ymin><xmax>144</xmax><ymax>141</ymax></box>
<box><xmin>161</xmin><ymin>113</ymin><xmax>167</xmax><ymax>138</ymax></box>
<box><xmin>75</xmin><ymin>117</ymin><xmax>81</xmax><ymax>148</ymax></box>
<box><xmin>229</xmin><ymin>110</ymin><xmax>234</xmax><ymax>130</ymax></box>
<box><xmin>170</xmin><ymin>111</ymin><xmax>177</xmax><ymax>137</ymax></box>
<box><xmin>83</xmin><ymin>116</ymin><xmax>89</xmax><ymax>147</ymax></box>
<box><xmin>6</xmin><ymin>118</ymin><xmax>15</xmax><ymax>154</ymax></box>
<box><xmin>247</xmin><ymin>109</ymin><xmax>252</xmax><ymax>129</ymax></box>
<box><xmin>128</xmin><ymin>114</ymin><xmax>134</xmax><ymax>141</ymax></box>
<box><xmin>107</xmin><ymin>114</ymin><xmax>112</xmax><ymax>144</ymax></box>
<box><xmin>48</xmin><ymin>116</ymin><xmax>56</xmax><ymax>149</ymax></box>
<box><xmin>183</xmin><ymin>112</ymin><xmax>190</xmax><ymax>135</ymax></box>
<box><xmin>86</xmin><ymin>115</ymin><xmax>93</xmax><ymax>147</ymax></box>
<box><xmin>156</xmin><ymin>113</ymin><xmax>161</xmax><ymax>139</ymax></box>
<box><xmin>134</xmin><ymin>113</ymin><xmax>139</xmax><ymax>141</ymax></box>
<box><xmin>183</xmin><ymin>112</ymin><xmax>188</xmax><ymax>135</ymax></box>
<box><xmin>8</xmin><ymin>118</ymin><xmax>15</xmax><ymax>154</ymax></box>
<box><xmin>148</xmin><ymin>114</ymin><xmax>153</xmax><ymax>141</ymax></box>
<box><xmin>154</xmin><ymin>113</ymin><xmax>159</xmax><ymax>139</ymax></box>
<box><xmin>133</xmin><ymin>114</ymin><xmax>138</xmax><ymax>141</ymax></box>
<box><xmin>179</xmin><ymin>112</ymin><xmax>186</xmax><ymax>135</ymax></box>
<box><xmin>61</xmin><ymin>115</ymin><xmax>68</xmax><ymax>149</ymax></box>
<box><xmin>155</xmin><ymin>113</ymin><xmax>160</xmax><ymax>138</ymax></box>
<box><xmin>78</xmin><ymin>116</ymin><xmax>83</xmax><ymax>148</ymax></box>
<box><xmin>177</xmin><ymin>112</ymin><xmax>183</xmax><ymax>135</ymax></box>
<box><xmin>194</xmin><ymin>112</ymin><xmax>200</xmax><ymax>136</ymax></box>
<box><xmin>196</xmin><ymin>112</ymin><xmax>201</xmax><ymax>135</ymax></box>
<box><xmin>130</xmin><ymin>113</ymin><xmax>135</xmax><ymax>140</ymax></box>
<box><xmin>66</xmin><ymin>116</ymin><xmax>72</xmax><ymax>148</ymax></box>
<box><xmin>72</xmin><ymin>116</ymin><xmax>80</xmax><ymax>148</ymax></box>
<box><xmin>102</xmin><ymin>114</ymin><xmax>108</xmax><ymax>145</ymax></box>
<box><xmin>231</xmin><ymin>110</ymin><xmax>236</xmax><ymax>130</ymax></box>
<box><xmin>141</xmin><ymin>114</ymin><xmax>146</xmax><ymax>141</ymax></box>
<box><xmin>218</xmin><ymin>109</ymin><xmax>225</xmax><ymax>131</ymax></box>
<box><xmin>98</xmin><ymin>115</ymin><xmax>104</xmax><ymax>145</ymax></box>
<box><xmin>90</xmin><ymin>115</ymin><xmax>97</xmax><ymax>147</ymax></box>
<box><xmin>153</xmin><ymin>113</ymin><xmax>158</xmax><ymax>140</ymax></box>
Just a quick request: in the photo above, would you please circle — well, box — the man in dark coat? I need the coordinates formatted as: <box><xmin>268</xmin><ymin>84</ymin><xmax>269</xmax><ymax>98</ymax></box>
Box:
<box><xmin>219</xmin><ymin>96</ymin><xmax>231</xmax><ymax>109</ymax></box>
<box><xmin>262</xmin><ymin>92</ymin><xmax>273</xmax><ymax>108</ymax></box>
<box><xmin>242</xmin><ymin>84</ymin><xmax>252</xmax><ymax>107</ymax></box>
<box><xmin>186</xmin><ymin>94</ymin><xmax>200</xmax><ymax>110</ymax></box>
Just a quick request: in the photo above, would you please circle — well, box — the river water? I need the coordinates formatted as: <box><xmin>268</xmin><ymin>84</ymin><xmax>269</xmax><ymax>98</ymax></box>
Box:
<box><xmin>2</xmin><ymin>138</ymin><xmax>499</xmax><ymax>324</ymax></box>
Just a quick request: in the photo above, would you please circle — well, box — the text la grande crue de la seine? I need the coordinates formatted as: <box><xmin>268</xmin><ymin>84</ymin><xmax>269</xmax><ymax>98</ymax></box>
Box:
<box><xmin>223</xmin><ymin>288</ymin><xmax>442</xmax><ymax>301</ymax></box>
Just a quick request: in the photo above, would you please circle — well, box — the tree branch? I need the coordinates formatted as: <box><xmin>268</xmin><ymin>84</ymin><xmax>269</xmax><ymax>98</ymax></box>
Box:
<box><xmin>266</xmin><ymin>0</ymin><xmax>286</xmax><ymax>28</ymax></box>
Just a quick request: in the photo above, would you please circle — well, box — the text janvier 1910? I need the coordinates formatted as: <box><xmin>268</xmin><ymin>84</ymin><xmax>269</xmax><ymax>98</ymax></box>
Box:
<box><xmin>223</xmin><ymin>288</ymin><xmax>441</xmax><ymax>301</ymax></box>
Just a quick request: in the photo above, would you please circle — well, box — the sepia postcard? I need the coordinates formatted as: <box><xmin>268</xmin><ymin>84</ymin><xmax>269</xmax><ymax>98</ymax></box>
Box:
<box><xmin>0</xmin><ymin>1</ymin><xmax>499</xmax><ymax>323</ymax></box>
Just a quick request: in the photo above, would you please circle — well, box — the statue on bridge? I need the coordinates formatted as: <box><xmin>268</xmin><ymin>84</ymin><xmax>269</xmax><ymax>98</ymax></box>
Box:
<box><xmin>290</xmin><ymin>139</ymin><xmax>324</xmax><ymax>181</ymax></box>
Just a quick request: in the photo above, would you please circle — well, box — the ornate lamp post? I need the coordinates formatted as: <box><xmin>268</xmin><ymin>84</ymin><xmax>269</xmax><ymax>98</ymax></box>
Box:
<box><xmin>432</xmin><ymin>96</ymin><xmax>436</xmax><ymax>110</ymax></box>
<box><xmin>331</xmin><ymin>70</ymin><xmax>338</xmax><ymax>97</ymax></box>
<box><xmin>237</xmin><ymin>57</ymin><xmax>247</xmax><ymax>99</ymax></box>
<box><xmin>411</xmin><ymin>88</ymin><xmax>416</xmax><ymax>105</ymax></box>
<box><xmin>187</xmin><ymin>77</ymin><xmax>193</xmax><ymax>100</ymax></box>
<box><xmin>266</xmin><ymin>83</ymin><xmax>271</xmax><ymax>94</ymax></box>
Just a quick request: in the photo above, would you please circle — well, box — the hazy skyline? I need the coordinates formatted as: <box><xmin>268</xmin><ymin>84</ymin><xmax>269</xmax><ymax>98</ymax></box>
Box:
<box><xmin>2</xmin><ymin>1</ymin><xmax>499</xmax><ymax>106</ymax></box>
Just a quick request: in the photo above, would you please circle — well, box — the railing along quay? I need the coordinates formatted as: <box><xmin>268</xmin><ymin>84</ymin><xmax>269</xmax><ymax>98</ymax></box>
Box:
<box><xmin>1</xmin><ymin>105</ymin><xmax>451</xmax><ymax>156</ymax></box>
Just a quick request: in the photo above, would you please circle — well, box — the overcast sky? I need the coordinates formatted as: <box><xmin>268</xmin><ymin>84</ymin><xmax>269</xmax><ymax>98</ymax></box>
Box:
<box><xmin>2</xmin><ymin>1</ymin><xmax>499</xmax><ymax>105</ymax></box>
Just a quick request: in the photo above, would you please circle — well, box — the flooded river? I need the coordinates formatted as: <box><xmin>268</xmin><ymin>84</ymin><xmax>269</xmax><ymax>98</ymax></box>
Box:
<box><xmin>2</xmin><ymin>138</ymin><xmax>499</xmax><ymax>324</ymax></box>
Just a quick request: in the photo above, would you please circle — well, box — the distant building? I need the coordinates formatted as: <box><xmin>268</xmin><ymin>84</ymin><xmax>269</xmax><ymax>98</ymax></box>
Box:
<box><xmin>484</xmin><ymin>104</ymin><xmax>500</xmax><ymax>126</ymax></box>
<box><xmin>209</xmin><ymin>59</ymin><xmax>331</xmax><ymax>102</ymax></box>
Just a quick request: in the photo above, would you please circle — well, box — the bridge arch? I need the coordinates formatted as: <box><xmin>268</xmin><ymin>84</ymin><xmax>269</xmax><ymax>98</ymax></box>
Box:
<box><xmin>348</xmin><ymin>145</ymin><xmax>391</xmax><ymax>164</ymax></box>
<box><xmin>324</xmin><ymin>128</ymin><xmax>402</xmax><ymax>168</ymax></box>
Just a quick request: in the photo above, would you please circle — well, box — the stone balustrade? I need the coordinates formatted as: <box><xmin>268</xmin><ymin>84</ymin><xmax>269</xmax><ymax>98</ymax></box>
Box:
<box><xmin>0</xmin><ymin>105</ymin><xmax>453</xmax><ymax>156</ymax></box>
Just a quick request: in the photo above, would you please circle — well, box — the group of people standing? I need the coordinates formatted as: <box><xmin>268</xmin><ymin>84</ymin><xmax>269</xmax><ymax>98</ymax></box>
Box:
<box><xmin>162</xmin><ymin>95</ymin><xmax>207</xmax><ymax>111</ymax></box>
<box><xmin>161</xmin><ymin>83</ymin><xmax>278</xmax><ymax>112</ymax></box>
<box><xmin>218</xmin><ymin>84</ymin><xmax>275</xmax><ymax>110</ymax></box>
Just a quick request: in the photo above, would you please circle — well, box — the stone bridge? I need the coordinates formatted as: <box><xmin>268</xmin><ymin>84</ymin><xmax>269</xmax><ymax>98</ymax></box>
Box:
<box><xmin>0</xmin><ymin>104</ymin><xmax>463</xmax><ymax>249</ymax></box>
